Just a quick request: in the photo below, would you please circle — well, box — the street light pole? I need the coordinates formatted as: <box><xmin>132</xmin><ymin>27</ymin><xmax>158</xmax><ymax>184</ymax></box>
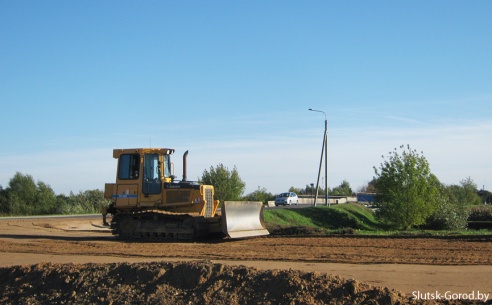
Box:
<box><xmin>309</xmin><ymin>108</ymin><xmax>329</xmax><ymax>207</ymax></box>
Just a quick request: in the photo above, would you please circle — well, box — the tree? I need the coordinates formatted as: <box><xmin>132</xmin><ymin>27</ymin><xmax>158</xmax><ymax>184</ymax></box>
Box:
<box><xmin>5</xmin><ymin>172</ymin><xmax>38</xmax><ymax>215</ymax></box>
<box><xmin>288</xmin><ymin>186</ymin><xmax>304</xmax><ymax>195</ymax></box>
<box><xmin>373</xmin><ymin>145</ymin><xmax>441</xmax><ymax>230</ymax></box>
<box><xmin>200</xmin><ymin>164</ymin><xmax>246</xmax><ymax>203</ymax></box>
<box><xmin>446</xmin><ymin>177</ymin><xmax>481</xmax><ymax>206</ymax></box>
<box><xmin>0</xmin><ymin>185</ymin><xmax>7</xmax><ymax>215</ymax></box>
<box><xmin>36</xmin><ymin>181</ymin><xmax>57</xmax><ymax>214</ymax></box>
<box><xmin>478</xmin><ymin>189</ymin><xmax>492</xmax><ymax>204</ymax></box>
<box><xmin>303</xmin><ymin>184</ymin><xmax>316</xmax><ymax>196</ymax></box>
<box><xmin>356</xmin><ymin>179</ymin><xmax>377</xmax><ymax>193</ymax></box>
<box><xmin>1</xmin><ymin>172</ymin><xmax>57</xmax><ymax>215</ymax></box>
<box><xmin>331</xmin><ymin>180</ymin><xmax>353</xmax><ymax>196</ymax></box>
<box><xmin>242</xmin><ymin>187</ymin><xmax>273</xmax><ymax>205</ymax></box>
<box><xmin>459</xmin><ymin>177</ymin><xmax>481</xmax><ymax>205</ymax></box>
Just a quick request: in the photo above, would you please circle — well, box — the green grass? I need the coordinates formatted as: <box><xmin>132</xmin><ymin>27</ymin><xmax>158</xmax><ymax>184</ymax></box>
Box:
<box><xmin>264</xmin><ymin>203</ymin><xmax>384</xmax><ymax>234</ymax></box>
<box><xmin>264</xmin><ymin>203</ymin><xmax>492</xmax><ymax>236</ymax></box>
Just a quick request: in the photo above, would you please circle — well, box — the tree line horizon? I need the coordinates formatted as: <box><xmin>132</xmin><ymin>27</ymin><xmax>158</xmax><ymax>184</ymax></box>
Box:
<box><xmin>1</xmin><ymin>145</ymin><xmax>491</xmax><ymax>230</ymax></box>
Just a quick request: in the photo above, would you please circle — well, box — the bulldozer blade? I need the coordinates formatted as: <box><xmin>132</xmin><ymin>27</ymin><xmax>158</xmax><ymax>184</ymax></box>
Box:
<box><xmin>222</xmin><ymin>201</ymin><xmax>270</xmax><ymax>238</ymax></box>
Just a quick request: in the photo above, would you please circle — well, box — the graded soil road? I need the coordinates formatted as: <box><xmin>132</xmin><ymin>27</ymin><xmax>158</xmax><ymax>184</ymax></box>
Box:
<box><xmin>0</xmin><ymin>216</ymin><xmax>491</xmax><ymax>300</ymax></box>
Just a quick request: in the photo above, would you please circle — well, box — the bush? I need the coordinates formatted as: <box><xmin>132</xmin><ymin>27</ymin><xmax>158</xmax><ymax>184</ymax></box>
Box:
<box><xmin>467</xmin><ymin>205</ymin><xmax>492</xmax><ymax>221</ymax></box>
<box><xmin>424</xmin><ymin>184</ymin><xmax>469</xmax><ymax>230</ymax></box>
<box><xmin>425</xmin><ymin>201</ymin><xmax>468</xmax><ymax>230</ymax></box>
<box><xmin>60</xmin><ymin>190</ymin><xmax>109</xmax><ymax>215</ymax></box>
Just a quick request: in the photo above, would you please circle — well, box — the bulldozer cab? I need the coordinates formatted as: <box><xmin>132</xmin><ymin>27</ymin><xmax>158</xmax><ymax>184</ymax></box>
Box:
<box><xmin>105</xmin><ymin>148</ymin><xmax>176</xmax><ymax>208</ymax></box>
<box><xmin>117</xmin><ymin>149</ymin><xmax>174</xmax><ymax>191</ymax></box>
<box><xmin>105</xmin><ymin>148</ymin><xmax>221</xmax><ymax>216</ymax></box>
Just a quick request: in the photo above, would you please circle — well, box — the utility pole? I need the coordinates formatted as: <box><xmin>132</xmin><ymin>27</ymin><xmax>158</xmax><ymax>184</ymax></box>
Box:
<box><xmin>308</xmin><ymin>108</ymin><xmax>329</xmax><ymax>207</ymax></box>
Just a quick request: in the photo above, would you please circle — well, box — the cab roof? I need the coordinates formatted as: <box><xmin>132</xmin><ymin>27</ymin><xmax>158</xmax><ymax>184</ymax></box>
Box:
<box><xmin>112</xmin><ymin>148</ymin><xmax>175</xmax><ymax>158</ymax></box>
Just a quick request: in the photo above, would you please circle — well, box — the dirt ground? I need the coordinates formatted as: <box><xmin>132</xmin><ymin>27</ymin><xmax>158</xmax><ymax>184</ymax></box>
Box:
<box><xmin>0</xmin><ymin>216</ymin><xmax>491</xmax><ymax>304</ymax></box>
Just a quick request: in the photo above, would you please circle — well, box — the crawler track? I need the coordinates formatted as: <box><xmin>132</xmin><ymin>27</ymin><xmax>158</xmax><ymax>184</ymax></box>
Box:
<box><xmin>111</xmin><ymin>211</ymin><xmax>222</xmax><ymax>240</ymax></box>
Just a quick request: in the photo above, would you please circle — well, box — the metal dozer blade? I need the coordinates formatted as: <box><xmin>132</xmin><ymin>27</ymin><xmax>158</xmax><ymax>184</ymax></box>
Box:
<box><xmin>221</xmin><ymin>201</ymin><xmax>270</xmax><ymax>238</ymax></box>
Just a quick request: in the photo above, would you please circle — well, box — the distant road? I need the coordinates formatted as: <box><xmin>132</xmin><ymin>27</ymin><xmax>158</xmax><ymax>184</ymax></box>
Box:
<box><xmin>0</xmin><ymin>214</ymin><xmax>101</xmax><ymax>221</ymax></box>
<box><xmin>265</xmin><ymin>203</ymin><xmax>316</xmax><ymax>210</ymax></box>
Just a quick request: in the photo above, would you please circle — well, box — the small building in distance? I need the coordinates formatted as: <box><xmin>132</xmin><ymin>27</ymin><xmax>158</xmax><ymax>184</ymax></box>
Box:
<box><xmin>356</xmin><ymin>192</ymin><xmax>376</xmax><ymax>204</ymax></box>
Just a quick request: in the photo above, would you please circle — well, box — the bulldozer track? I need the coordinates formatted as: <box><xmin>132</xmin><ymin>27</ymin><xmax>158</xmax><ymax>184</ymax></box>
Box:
<box><xmin>111</xmin><ymin>211</ymin><xmax>221</xmax><ymax>241</ymax></box>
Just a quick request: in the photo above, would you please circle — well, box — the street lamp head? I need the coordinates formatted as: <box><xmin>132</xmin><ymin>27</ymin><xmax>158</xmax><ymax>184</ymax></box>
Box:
<box><xmin>308</xmin><ymin>108</ymin><xmax>327</xmax><ymax>120</ymax></box>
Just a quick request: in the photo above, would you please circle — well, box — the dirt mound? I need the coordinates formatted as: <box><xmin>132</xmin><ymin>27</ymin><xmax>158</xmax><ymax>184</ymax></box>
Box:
<box><xmin>2</xmin><ymin>260</ymin><xmax>486</xmax><ymax>305</ymax></box>
<box><xmin>0</xmin><ymin>260</ymin><xmax>421</xmax><ymax>305</ymax></box>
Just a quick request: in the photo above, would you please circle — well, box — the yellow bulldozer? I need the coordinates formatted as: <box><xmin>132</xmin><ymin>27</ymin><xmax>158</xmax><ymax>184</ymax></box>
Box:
<box><xmin>103</xmin><ymin>148</ymin><xmax>269</xmax><ymax>240</ymax></box>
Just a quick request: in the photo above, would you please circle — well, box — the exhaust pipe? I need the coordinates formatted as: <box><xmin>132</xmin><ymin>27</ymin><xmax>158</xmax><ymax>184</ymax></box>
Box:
<box><xmin>182</xmin><ymin>150</ymin><xmax>188</xmax><ymax>182</ymax></box>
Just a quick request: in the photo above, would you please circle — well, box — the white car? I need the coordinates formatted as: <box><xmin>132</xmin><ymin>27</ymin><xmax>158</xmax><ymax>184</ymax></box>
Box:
<box><xmin>275</xmin><ymin>192</ymin><xmax>299</xmax><ymax>206</ymax></box>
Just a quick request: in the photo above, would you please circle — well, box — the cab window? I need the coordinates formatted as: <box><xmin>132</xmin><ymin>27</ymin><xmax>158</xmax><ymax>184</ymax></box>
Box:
<box><xmin>143</xmin><ymin>153</ymin><xmax>161</xmax><ymax>194</ymax></box>
<box><xmin>163</xmin><ymin>155</ymin><xmax>171</xmax><ymax>178</ymax></box>
<box><xmin>118</xmin><ymin>154</ymin><xmax>140</xmax><ymax>180</ymax></box>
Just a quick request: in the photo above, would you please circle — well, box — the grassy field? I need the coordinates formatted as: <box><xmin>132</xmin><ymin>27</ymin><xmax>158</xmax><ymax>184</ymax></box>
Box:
<box><xmin>263</xmin><ymin>203</ymin><xmax>492</xmax><ymax>236</ymax></box>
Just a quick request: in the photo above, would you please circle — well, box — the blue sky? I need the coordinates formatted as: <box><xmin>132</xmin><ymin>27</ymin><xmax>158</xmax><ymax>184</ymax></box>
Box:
<box><xmin>1</xmin><ymin>1</ymin><xmax>491</xmax><ymax>195</ymax></box>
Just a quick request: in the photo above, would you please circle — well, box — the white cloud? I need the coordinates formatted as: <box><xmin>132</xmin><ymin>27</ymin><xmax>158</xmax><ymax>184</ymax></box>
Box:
<box><xmin>1</xmin><ymin>121</ymin><xmax>490</xmax><ymax>195</ymax></box>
